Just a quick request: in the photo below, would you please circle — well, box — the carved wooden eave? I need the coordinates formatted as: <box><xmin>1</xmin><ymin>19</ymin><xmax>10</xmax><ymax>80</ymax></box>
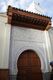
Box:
<box><xmin>7</xmin><ymin>6</ymin><xmax>52</xmax><ymax>30</ymax></box>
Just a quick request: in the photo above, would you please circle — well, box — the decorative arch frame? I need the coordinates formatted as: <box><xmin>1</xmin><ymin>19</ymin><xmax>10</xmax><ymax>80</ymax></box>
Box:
<box><xmin>16</xmin><ymin>46</ymin><xmax>47</xmax><ymax>72</ymax></box>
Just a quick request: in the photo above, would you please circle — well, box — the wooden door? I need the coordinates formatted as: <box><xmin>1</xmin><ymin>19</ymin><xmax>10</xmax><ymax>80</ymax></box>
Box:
<box><xmin>17</xmin><ymin>50</ymin><xmax>43</xmax><ymax>80</ymax></box>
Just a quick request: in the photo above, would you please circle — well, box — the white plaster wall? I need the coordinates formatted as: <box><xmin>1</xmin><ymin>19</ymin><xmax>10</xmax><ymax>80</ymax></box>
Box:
<box><xmin>45</xmin><ymin>30</ymin><xmax>53</xmax><ymax>62</ymax></box>
<box><xmin>48</xmin><ymin>28</ymin><xmax>53</xmax><ymax>60</ymax></box>
<box><xmin>9</xmin><ymin>26</ymin><xmax>50</xmax><ymax>75</ymax></box>
<box><xmin>11</xmin><ymin>26</ymin><xmax>45</xmax><ymax>43</ymax></box>
<box><xmin>0</xmin><ymin>13</ymin><xmax>11</xmax><ymax>69</ymax></box>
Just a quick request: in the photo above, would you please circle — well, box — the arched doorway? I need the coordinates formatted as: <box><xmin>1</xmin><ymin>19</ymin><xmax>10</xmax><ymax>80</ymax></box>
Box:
<box><xmin>17</xmin><ymin>50</ymin><xmax>43</xmax><ymax>80</ymax></box>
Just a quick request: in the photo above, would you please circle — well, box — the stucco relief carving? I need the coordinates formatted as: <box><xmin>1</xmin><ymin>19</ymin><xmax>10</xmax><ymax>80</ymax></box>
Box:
<box><xmin>16</xmin><ymin>46</ymin><xmax>47</xmax><ymax>71</ymax></box>
<box><xmin>9</xmin><ymin>43</ymin><xmax>49</xmax><ymax>75</ymax></box>
<box><xmin>9</xmin><ymin>26</ymin><xmax>50</xmax><ymax>75</ymax></box>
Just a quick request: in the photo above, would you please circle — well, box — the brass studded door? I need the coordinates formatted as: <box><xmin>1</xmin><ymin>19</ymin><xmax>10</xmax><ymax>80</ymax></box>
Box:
<box><xmin>17</xmin><ymin>50</ymin><xmax>43</xmax><ymax>80</ymax></box>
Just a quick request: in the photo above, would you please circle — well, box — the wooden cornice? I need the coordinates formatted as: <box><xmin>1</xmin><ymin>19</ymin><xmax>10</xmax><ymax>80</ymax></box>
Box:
<box><xmin>7</xmin><ymin>6</ymin><xmax>52</xmax><ymax>30</ymax></box>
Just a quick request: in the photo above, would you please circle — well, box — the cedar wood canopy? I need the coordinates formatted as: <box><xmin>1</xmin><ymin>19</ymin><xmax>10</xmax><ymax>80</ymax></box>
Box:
<box><xmin>7</xmin><ymin>6</ymin><xmax>52</xmax><ymax>30</ymax></box>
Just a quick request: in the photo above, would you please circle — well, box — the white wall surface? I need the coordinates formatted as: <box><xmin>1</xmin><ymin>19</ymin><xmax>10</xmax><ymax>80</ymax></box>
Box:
<box><xmin>0</xmin><ymin>13</ymin><xmax>11</xmax><ymax>68</ymax></box>
<box><xmin>9</xmin><ymin>26</ymin><xmax>51</xmax><ymax>75</ymax></box>
<box><xmin>45</xmin><ymin>30</ymin><xmax>53</xmax><ymax>62</ymax></box>
<box><xmin>48</xmin><ymin>28</ymin><xmax>53</xmax><ymax>59</ymax></box>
